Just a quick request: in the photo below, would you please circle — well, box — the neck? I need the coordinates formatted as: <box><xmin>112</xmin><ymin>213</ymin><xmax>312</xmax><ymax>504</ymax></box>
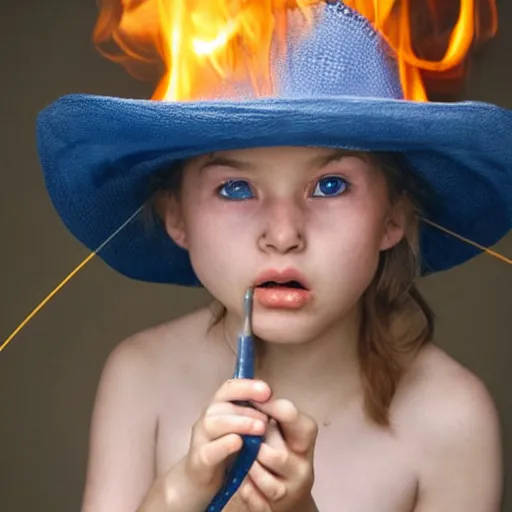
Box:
<box><xmin>218</xmin><ymin>302</ymin><xmax>365</xmax><ymax>425</ymax></box>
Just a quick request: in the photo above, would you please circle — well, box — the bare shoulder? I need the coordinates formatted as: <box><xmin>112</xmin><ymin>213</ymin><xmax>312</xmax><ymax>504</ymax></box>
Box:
<box><xmin>88</xmin><ymin>304</ymin><xmax>220</xmax><ymax>451</ymax></box>
<box><xmin>107</xmin><ymin>308</ymin><xmax>218</xmax><ymax>371</ymax></box>
<box><xmin>395</xmin><ymin>343</ymin><xmax>501</xmax><ymax>435</ymax></box>
<box><xmin>393</xmin><ymin>344</ymin><xmax>503</xmax><ymax>511</ymax></box>
<box><xmin>91</xmin><ymin>304</ymin><xmax>218</xmax><ymax>433</ymax></box>
<box><xmin>82</xmin><ymin>306</ymin><xmax>225</xmax><ymax>512</ymax></box>
<box><xmin>101</xmin><ymin>303</ymin><xmax>233</xmax><ymax>404</ymax></box>
<box><xmin>110</xmin><ymin>305</ymin><xmax>215</xmax><ymax>358</ymax></box>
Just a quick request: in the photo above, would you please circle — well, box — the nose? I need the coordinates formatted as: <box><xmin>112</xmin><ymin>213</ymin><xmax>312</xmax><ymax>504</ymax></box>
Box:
<box><xmin>258</xmin><ymin>198</ymin><xmax>306</xmax><ymax>254</ymax></box>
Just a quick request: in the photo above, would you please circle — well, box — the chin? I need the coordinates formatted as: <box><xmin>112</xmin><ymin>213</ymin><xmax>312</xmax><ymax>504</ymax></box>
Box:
<box><xmin>250</xmin><ymin>291</ymin><xmax>362</xmax><ymax>345</ymax></box>
<box><xmin>252</xmin><ymin>309</ymin><xmax>330</xmax><ymax>345</ymax></box>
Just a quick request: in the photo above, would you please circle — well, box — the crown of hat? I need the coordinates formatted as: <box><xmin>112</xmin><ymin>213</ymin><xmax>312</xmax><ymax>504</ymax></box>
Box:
<box><xmin>273</xmin><ymin>3</ymin><xmax>403</xmax><ymax>101</ymax></box>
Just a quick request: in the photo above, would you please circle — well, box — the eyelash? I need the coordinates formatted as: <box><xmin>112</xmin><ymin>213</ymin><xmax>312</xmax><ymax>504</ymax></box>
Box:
<box><xmin>216</xmin><ymin>175</ymin><xmax>351</xmax><ymax>201</ymax></box>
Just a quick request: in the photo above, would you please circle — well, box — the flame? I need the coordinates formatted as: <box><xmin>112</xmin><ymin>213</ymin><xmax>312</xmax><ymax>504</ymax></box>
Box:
<box><xmin>93</xmin><ymin>0</ymin><xmax>318</xmax><ymax>101</ymax></box>
<box><xmin>93</xmin><ymin>0</ymin><xmax>498</xmax><ymax>102</ymax></box>
<box><xmin>344</xmin><ymin>0</ymin><xmax>498</xmax><ymax>100</ymax></box>
<box><xmin>0</xmin><ymin>1</ymin><xmax>504</xmax><ymax>354</ymax></box>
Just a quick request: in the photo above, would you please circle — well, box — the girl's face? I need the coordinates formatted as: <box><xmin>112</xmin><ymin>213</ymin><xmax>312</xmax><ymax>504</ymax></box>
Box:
<box><xmin>163</xmin><ymin>146</ymin><xmax>407</xmax><ymax>343</ymax></box>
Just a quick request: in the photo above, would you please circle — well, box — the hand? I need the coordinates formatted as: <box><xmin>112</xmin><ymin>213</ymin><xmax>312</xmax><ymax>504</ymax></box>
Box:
<box><xmin>161</xmin><ymin>379</ymin><xmax>272</xmax><ymax>511</ymax></box>
<box><xmin>237</xmin><ymin>398</ymin><xmax>319</xmax><ymax>512</ymax></box>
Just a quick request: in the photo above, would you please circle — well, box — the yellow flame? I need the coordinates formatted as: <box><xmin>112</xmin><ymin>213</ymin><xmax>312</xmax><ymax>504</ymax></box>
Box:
<box><xmin>93</xmin><ymin>0</ymin><xmax>497</xmax><ymax>102</ymax></box>
<box><xmin>94</xmin><ymin>0</ymin><xmax>318</xmax><ymax>101</ymax></box>
<box><xmin>345</xmin><ymin>0</ymin><xmax>498</xmax><ymax>100</ymax></box>
<box><xmin>3</xmin><ymin>2</ymin><xmax>503</xmax><ymax>349</ymax></box>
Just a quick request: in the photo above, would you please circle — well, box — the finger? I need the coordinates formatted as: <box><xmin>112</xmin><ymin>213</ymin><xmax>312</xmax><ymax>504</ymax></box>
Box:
<box><xmin>252</xmin><ymin>399</ymin><xmax>318</xmax><ymax>455</ymax></box>
<box><xmin>206</xmin><ymin>402</ymin><xmax>269</xmax><ymax>424</ymax></box>
<box><xmin>212</xmin><ymin>379</ymin><xmax>271</xmax><ymax>404</ymax></box>
<box><xmin>257</xmin><ymin>442</ymin><xmax>312</xmax><ymax>487</ymax></box>
<box><xmin>248</xmin><ymin>460</ymin><xmax>287</xmax><ymax>502</ymax></box>
<box><xmin>240</xmin><ymin>476</ymin><xmax>272</xmax><ymax>512</ymax></box>
<box><xmin>263</xmin><ymin>418</ymin><xmax>286</xmax><ymax>450</ymax></box>
<box><xmin>189</xmin><ymin>433</ymin><xmax>243</xmax><ymax>473</ymax></box>
<box><xmin>256</xmin><ymin>441</ymin><xmax>290</xmax><ymax>478</ymax></box>
<box><xmin>202</xmin><ymin>414</ymin><xmax>266</xmax><ymax>440</ymax></box>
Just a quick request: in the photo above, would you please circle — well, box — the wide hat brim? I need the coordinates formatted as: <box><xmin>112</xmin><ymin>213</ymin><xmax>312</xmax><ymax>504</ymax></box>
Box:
<box><xmin>36</xmin><ymin>93</ymin><xmax>512</xmax><ymax>285</ymax></box>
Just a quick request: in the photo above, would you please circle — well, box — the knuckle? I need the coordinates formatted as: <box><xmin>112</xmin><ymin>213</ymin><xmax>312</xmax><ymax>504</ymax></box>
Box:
<box><xmin>240</xmin><ymin>481</ymin><xmax>268</xmax><ymax>512</ymax></box>
<box><xmin>239</xmin><ymin>480</ymin><xmax>253</xmax><ymax>501</ymax></box>
<box><xmin>196</xmin><ymin>445</ymin><xmax>213</xmax><ymax>468</ymax></box>
<box><xmin>212</xmin><ymin>380</ymin><xmax>234</xmax><ymax>401</ymax></box>
<box><xmin>244</xmin><ymin>406</ymin><xmax>267</xmax><ymax>422</ymax></box>
<box><xmin>252</xmin><ymin>499</ymin><xmax>270</xmax><ymax>512</ymax></box>
<box><xmin>206</xmin><ymin>402</ymin><xmax>222</xmax><ymax>415</ymax></box>
<box><xmin>186</xmin><ymin>450</ymin><xmax>203</xmax><ymax>475</ymax></box>
<box><xmin>270</xmin><ymin>482</ymin><xmax>287</xmax><ymax>501</ymax></box>
<box><xmin>240</xmin><ymin>415</ymin><xmax>253</xmax><ymax>427</ymax></box>
<box><xmin>228</xmin><ymin>433</ymin><xmax>243</xmax><ymax>451</ymax></box>
<box><xmin>307</xmin><ymin>418</ymin><xmax>319</xmax><ymax>437</ymax></box>
<box><xmin>274</xmin><ymin>448</ymin><xmax>289</xmax><ymax>468</ymax></box>
<box><xmin>202</xmin><ymin>415</ymin><xmax>217</xmax><ymax>435</ymax></box>
<box><xmin>207</xmin><ymin>414</ymin><xmax>230</xmax><ymax>432</ymax></box>
<box><xmin>191</xmin><ymin>418</ymin><xmax>204</xmax><ymax>439</ymax></box>
<box><xmin>301</xmin><ymin>462</ymin><xmax>315</xmax><ymax>485</ymax></box>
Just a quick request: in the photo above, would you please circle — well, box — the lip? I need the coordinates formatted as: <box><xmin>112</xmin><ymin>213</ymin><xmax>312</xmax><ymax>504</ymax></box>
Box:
<box><xmin>252</xmin><ymin>267</ymin><xmax>310</xmax><ymax>290</ymax></box>
<box><xmin>254</xmin><ymin>287</ymin><xmax>311</xmax><ymax>309</ymax></box>
<box><xmin>252</xmin><ymin>267</ymin><xmax>312</xmax><ymax>310</ymax></box>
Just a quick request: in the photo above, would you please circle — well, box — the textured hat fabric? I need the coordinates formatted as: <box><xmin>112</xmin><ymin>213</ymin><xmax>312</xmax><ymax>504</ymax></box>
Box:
<box><xmin>36</xmin><ymin>2</ymin><xmax>512</xmax><ymax>285</ymax></box>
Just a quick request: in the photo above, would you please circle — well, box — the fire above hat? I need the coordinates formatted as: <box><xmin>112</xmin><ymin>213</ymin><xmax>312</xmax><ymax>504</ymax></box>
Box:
<box><xmin>92</xmin><ymin>0</ymin><xmax>497</xmax><ymax>101</ymax></box>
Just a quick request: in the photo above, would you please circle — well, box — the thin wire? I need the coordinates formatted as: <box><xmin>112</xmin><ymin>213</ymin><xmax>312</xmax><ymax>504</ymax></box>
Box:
<box><xmin>0</xmin><ymin>206</ymin><xmax>144</xmax><ymax>353</ymax></box>
<box><xmin>421</xmin><ymin>218</ymin><xmax>512</xmax><ymax>265</ymax></box>
<box><xmin>1</xmin><ymin>211</ymin><xmax>510</xmax><ymax>353</ymax></box>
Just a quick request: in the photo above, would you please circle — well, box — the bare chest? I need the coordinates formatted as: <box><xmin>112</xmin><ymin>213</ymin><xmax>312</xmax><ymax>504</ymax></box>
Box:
<box><xmin>309</xmin><ymin>426</ymin><xmax>417</xmax><ymax>511</ymax></box>
<box><xmin>155</xmin><ymin>407</ymin><xmax>418</xmax><ymax>512</ymax></box>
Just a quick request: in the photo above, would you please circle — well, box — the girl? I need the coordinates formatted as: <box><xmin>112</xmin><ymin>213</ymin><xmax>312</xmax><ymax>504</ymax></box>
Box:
<box><xmin>33</xmin><ymin>1</ymin><xmax>509</xmax><ymax>511</ymax></box>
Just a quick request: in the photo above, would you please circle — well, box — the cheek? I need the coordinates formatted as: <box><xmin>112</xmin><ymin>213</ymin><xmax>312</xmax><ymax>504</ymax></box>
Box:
<box><xmin>323</xmin><ymin>232</ymin><xmax>381</xmax><ymax>285</ymax></box>
<box><xmin>185</xmin><ymin>200</ymin><xmax>254</xmax><ymax>248</ymax></box>
<box><xmin>181</xmin><ymin>201</ymin><xmax>255</xmax><ymax>288</ymax></box>
<box><xmin>313</xmin><ymin>198</ymin><xmax>388</xmax><ymax>253</ymax></box>
<box><xmin>311</xmin><ymin>204</ymin><xmax>385</xmax><ymax>287</ymax></box>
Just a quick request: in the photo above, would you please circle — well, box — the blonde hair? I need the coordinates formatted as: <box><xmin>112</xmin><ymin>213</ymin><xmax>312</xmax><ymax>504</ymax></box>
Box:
<box><xmin>148</xmin><ymin>151</ymin><xmax>434</xmax><ymax>426</ymax></box>
<box><xmin>355</xmin><ymin>153</ymin><xmax>434</xmax><ymax>425</ymax></box>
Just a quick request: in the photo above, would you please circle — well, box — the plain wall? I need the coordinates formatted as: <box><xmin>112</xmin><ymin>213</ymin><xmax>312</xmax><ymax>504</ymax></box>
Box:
<box><xmin>1</xmin><ymin>1</ymin><xmax>511</xmax><ymax>510</ymax></box>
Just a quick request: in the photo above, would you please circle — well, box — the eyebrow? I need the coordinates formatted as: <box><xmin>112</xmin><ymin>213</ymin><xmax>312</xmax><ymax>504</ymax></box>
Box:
<box><xmin>311</xmin><ymin>149</ymin><xmax>360</xmax><ymax>168</ymax></box>
<box><xmin>197</xmin><ymin>149</ymin><xmax>360</xmax><ymax>173</ymax></box>
<box><xmin>198</xmin><ymin>153</ymin><xmax>257</xmax><ymax>173</ymax></box>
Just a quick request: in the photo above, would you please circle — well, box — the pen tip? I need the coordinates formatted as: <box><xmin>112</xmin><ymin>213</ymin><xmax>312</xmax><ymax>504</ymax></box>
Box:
<box><xmin>243</xmin><ymin>287</ymin><xmax>253</xmax><ymax>335</ymax></box>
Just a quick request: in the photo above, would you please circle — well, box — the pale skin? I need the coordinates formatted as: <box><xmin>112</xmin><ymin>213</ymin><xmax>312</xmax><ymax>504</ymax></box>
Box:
<box><xmin>81</xmin><ymin>147</ymin><xmax>503</xmax><ymax>512</ymax></box>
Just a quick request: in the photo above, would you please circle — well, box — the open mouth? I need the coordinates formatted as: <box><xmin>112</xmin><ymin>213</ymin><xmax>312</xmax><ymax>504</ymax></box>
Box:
<box><xmin>257</xmin><ymin>280</ymin><xmax>307</xmax><ymax>290</ymax></box>
<box><xmin>253</xmin><ymin>277</ymin><xmax>311</xmax><ymax>309</ymax></box>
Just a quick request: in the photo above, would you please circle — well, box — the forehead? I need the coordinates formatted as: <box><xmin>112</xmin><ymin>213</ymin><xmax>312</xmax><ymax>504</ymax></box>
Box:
<box><xmin>188</xmin><ymin>146</ymin><xmax>371</xmax><ymax>170</ymax></box>
<box><xmin>209</xmin><ymin>146</ymin><xmax>339</xmax><ymax>159</ymax></box>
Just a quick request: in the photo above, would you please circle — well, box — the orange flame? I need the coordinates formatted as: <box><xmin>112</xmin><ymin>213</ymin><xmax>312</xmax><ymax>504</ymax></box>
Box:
<box><xmin>344</xmin><ymin>0</ymin><xmax>498</xmax><ymax>100</ymax></box>
<box><xmin>93</xmin><ymin>0</ymin><xmax>498</xmax><ymax>102</ymax></box>
<box><xmin>93</xmin><ymin>0</ymin><xmax>318</xmax><ymax>101</ymax></box>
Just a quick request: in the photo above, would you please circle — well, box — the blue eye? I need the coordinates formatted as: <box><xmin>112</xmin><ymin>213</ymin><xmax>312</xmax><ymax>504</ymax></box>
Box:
<box><xmin>218</xmin><ymin>179</ymin><xmax>254</xmax><ymax>200</ymax></box>
<box><xmin>312</xmin><ymin>176</ymin><xmax>349</xmax><ymax>197</ymax></box>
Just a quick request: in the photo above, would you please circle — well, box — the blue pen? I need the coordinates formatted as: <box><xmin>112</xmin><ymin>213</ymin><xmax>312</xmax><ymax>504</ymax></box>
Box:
<box><xmin>206</xmin><ymin>288</ymin><xmax>263</xmax><ymax>511</ymax></box>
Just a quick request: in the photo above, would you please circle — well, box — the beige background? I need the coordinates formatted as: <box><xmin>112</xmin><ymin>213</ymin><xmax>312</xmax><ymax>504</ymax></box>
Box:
<box><xmin>1</xmin><ymin>1</ymin><xmax>511</xmax><ymax>511</ymax></box>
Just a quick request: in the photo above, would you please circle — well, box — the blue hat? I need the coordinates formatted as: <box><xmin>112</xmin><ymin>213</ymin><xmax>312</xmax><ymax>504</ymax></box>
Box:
<box><xmin>36</xmin><ymin>2</ymin><xmax>512</xmax><ymax>286</ymax></box>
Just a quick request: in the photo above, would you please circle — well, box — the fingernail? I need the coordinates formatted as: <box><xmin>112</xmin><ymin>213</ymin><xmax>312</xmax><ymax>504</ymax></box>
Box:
<box><xmin>253</xmin><ymin>420</ymin><xmax>265</xmax><ymax>431</ymax></box>
<box><xmin>254</xmin><ymin>381</ymin><xmax>268</xmax><ymax>392</ymax></box>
